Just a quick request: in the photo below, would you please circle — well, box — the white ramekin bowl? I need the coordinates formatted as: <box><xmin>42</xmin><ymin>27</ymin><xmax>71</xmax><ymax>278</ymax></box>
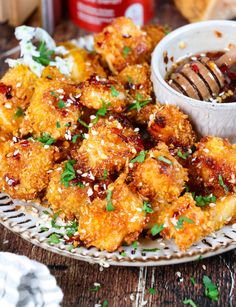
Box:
<box><xmin>151</xmin><ymin>20</ymin><xmax>236</xmax><ymax>143</ymax></box>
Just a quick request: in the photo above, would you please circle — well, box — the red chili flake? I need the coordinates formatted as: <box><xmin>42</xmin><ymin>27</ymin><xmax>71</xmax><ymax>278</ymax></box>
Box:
<box><xmin>191</xmin><ymin>63</ymin><xmax>199</xmax><ymax>73</ymax></box>
<box><xmin>0</xmin><ymin>82</ymin><xmax>12</xmax><ymax>99</ymax></box>
<box><xmin>220</xmin><ymin>64</ymin><xmax>228</xmax><ymax>73</ymax></box>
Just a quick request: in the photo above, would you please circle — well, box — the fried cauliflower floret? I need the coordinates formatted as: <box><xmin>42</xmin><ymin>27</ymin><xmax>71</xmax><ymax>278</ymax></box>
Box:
<box><xmin>191</xmin><ymin>136</ymin><xmax>236</xmax><ymax>197</ymax></box>
<box><xmin>0</xmin><ymin>65</ymin><xmax>37</xmax><ymax>135</ymax></box>
<box><xmin>142</xmin><ymin>24</ymin><xmax>165</xmax><ymax>61</ymax></box>
<box><xmin>78</xmin><ymin>174</ymin><xmax>146</xmax><ymax>252</ymax></box>
<box><xmin>77</xmin><ymin>116</ymin><xmax>144</xmax><ymax>178</ymax></box>
<box><xmin>156</xmin><ymin>193</ymin><xmax>211</xmax><ymax>250</ymax></box>
<box><xmin>131</xmin><ymin>143</ymin><xmax>188</xmax><ymax>203</ymax></box>
<box><xmin>148</xmin><ymin>104</ymin><xmax>197</xmax><ymax>151</ymax></box>
<box><xmin>94</xmin><ymin>17</ymin><xmax>152</xmax><ymax>74</ymax></box>
<box><xmin>0</xmin><ymin>139</ymin><xmax>58</xmax><ymax>200</ymax></box>
<box><xmin>21</xmin><ymin>78</ymin><xmax>81</xmax><ymax>140</ymax></box>
<box><xmin>46</xmin><ymin>161</ymin><xmax>92</xmax><ymax>220</ymax></box>
<box><xmin>77</xmin><ymin>75</ymin><xmax>128</xmax><ymax>112</ymax></box>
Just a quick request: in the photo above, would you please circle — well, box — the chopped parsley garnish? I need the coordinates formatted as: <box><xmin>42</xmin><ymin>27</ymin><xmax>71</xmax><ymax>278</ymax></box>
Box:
<box><xmin>60</xmin><ymin>160</ymin><xmax>76</xmax><ymax>188</ymax></box>
<box><xmin>158</xmin><ymin>156</ymin><xmax>172</xmax><ymax>165</ymax></box>
<box><xmin>127</xmin><ymin>93</ymin><xmax>152</xmax><ymax>112</ymax></box>
<box><xmin>142</xmin><ymin>248</ymin><xmax>159</xmax><ymax>252</ymax></box>
<box><xmin>58</xmin><ymin>99</ymin><xmax>65</xmax><ymax>109</ymax></box>
<box><xmin>65</xmin><ymin>221</ymin><xmax>78</xmax><ymax>237</ymax></box>
<box><xmin>203</xmin><ymin>275</ymin><xmax>219</xmax><ymax>301</ymax></box>
<box><xmin>77</xmin><ymin>182</ymin><xmax>85</xmax><ymax>188</ymax></box>
<box><xmin>120</xmin><ymin>251</ymin><xmax>126</xmax><ymax>257</ymax></box>
<box><xmin>132</xmin><ymin>241</ymin><xmax>138</xmax><ymax>249</ymax></box>
<box><xmin>130</xmin><ymin>150</ymin><xmax>147</xmax><ymax>164</ymax></box>
<box><xmin>190</xmin><ymin>277</ymin><xmax>196</xmax><ymax>285</ymax></box>
<box><xmin>106</xmin><ymin>189</ymin><xmax>114</xmax><ymax>211</ymax></box>
<box><xmin>218</xmin><ymin>174</ymin><xmax>229</xmax><ymax>193</ymax></box>
<box><xmin>72</xmin><ymin>134</ymin><xmax>80</xmax><ymax>144</ymax></box>
<box><xmin>89</xmin><ymin>284</ymin><xmax>101</xmax><ymax>292</ymax></box>
<box><xmin>148</xmin><ymin>288</ymin><xmax>156</xmax><ymax>295</ymax></box>
<box><xmin>40</xmin><ymin>227</ymin><xmax>49</xmax><ymax>232</ymax></box>
<box><xmin>143</xmin><ymin>201</ymin><xmax>154</xmax><ymax>214</ymax></box>
<box><xmin>43</xmin><ymin>210</ymin><xmax>50</xmax><ymax>215</ymax></box>
<box><xmin>102</xmin><ymin>300</ymin><xmax>108</xmax><ymax>307</ymax></box>
<box><xmin>151</xmin><ymin>224</ymin><xmax>164</xmax><ymax>236</ymax></box>
<box><xmin>177</xmin><ymin>149</ymin><xmax>190</xmax><ymax>160</ymax></box>
<box><xmin>48</xmin><ymin>233</ymin><xmax>61</xmax><ymax>244</ymax></box>
<box><xmin>14</xmin><ymin>107</ymin><xmax>24</xmax><ymax>119</ymax></box>
<box><xmin>197</xmin><ymin>255</ymin><xmax>203</xmax><ymax>261</ymax></box>
<box><xmin>37</xmin><ymin>132</ymin><xmax>55</xmax><ymax>145</ymax></box>
<box><xmin>56</xmin><ymin>121</ymin><xmax>61</xmax><ymax>128</ymax></box>
<box><xmin>33</xmin><ymin>41</ymin><xmax>54</xmax><ymax>66</ymax></box>
<box><xmin>183</xmin><ymin>298</ymin><xmax>197</xmax><ymax>307</ymax></box>
<box><xmin>175</xmin><ymin>216</ymin><xmax>194</xmax><ymax>230</ymax></box>
<box><xmin>110</xmin><ymin>85</ymin><xmax>119</xmax><ymax>97</ymax></box>
<box><xmin>102</xmin><ymin>169</ymin><xmax>108</xmax><ymax>180</ymax></box>
<box><xmin>92</xmin><ymin>100</ymin><xmax>109</xmax><ymax>125</ymax></box>
<box><xmin>123</xmin><ymin>46</ymin><xmax>130</xmax><ymax>58</ymax></box>
<box><xmin>64</xmin><ymin>123</ymin><xmax>70</xmax><ymax>127</ymax></box>
<box><xmin>194</xmin><ymin>194</ymin><xmax>216</xmax><ymax>207</ymax></box>
<box><xmin>78</xmin><ymin>117</ymin><xmax>90</xmax><ymax>129</ymax></box>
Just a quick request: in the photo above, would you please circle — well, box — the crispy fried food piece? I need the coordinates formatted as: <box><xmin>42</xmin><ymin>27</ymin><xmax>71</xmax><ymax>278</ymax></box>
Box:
<box><xmin>155</xmin><ymin>193</ymin><xmax>211</xmax><ymax>250</ymax></box>
<box><xmin>142</xmin><ymin>24</ymin><xmax>165</xmax><ymax>61</ymax></box>
<box><xmin>130</xmin><ymin>142</ymin><xmax>188</xmax><ymax>203</ymax></box>
<box><xmin>77</xmin><ymin>115</ymin><xmax>144</xmax><ymax>178</ymax></box>
<box><xmin>77</xmin><ymin>75</ymin><xmax>128</xmax><ymax>112</ymax></box>
<box><xmin>0</xmin><ymin>65</ymin><xmax>37</xmax><ymax>135</ymax></box>
<box><xmin>46</xmin><ymin>161</ymin><xmax>92</xmax><ymax>220</ymax></box>
<box><xmin>78</xmin><ymin>174</ymin><xmax>146</xmax><ymax>252</ymax></box>
<box><xmin>94</xmin><ymin>17</ymin><xmax>152</xmax><ymax>74</ymax></box>
<box><xmin>41</xmin><ymin>66</ymin><xmax>71</xmax><ymax>82</ymax></box>
<box><xmin>191</xmin><ymin>136</ymin><xmax>236</xmax><ymax>197</ymax></box>
<box><xmin>20</xmin><ymin>78</ymin><xmax>81</xmax><ymax>140</ymax></box>
<box><xmin>0</xmin><ymin>139</ymin><xmax>58</xmax><ymax>200</ymax></box>
<box><xmin>148</xmin><ymin>104</ymin><xmax>197</xmax><ymax>151</ymax></box>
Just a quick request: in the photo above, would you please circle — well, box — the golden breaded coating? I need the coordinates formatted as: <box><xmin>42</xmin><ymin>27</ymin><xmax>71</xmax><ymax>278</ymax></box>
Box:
<box><xmin>77</xmin><ymin>75</ymin><xmax>128</xmax><ymax>112</ymax></box>
<box><xmin>20</xmin><ymin>78</ymin><xmax>81</xmax><ymax>140</ymax></box>
<box><xmin>94</xmin><ymin>17</ymin><xmax>152</xmax><ymax>74</ymax></box>
<box><xmin>0</xmin><ymin>65</ymin><xmax>37</xmax><ymax>135</ymax></box>
<box><xmin>148</xmin><ymin>104</ymin><xmax>197</xmax><ymax>150</ymax></box>
<box><xmin>46</xmin><ymin>161</ymin><xmax>92</xmax><ymax>220</ymax></box>
<box><xmin>0</xmin><ymin>139</ymin><xmax>58</xmax><ymax>200</ymax></box>
<box><xmin>77</xmin><ymin>115</ymin><xmax>144</xmax><ymax>178</ymax></box>
<box><xmin>78</xmin><ymin>174</ymin><xmax>146</xmax><ymax>252</ymax></box>
<box><xmin>191</xmin><ymin>136</ymin><xmax>236</xmax><ymax>197</ymax></box>
<box><xmin>41</xmin><ymin>66</ymin><xmax>71</xmax><ymax>82</ymax></box>
<box><xmin>156</xmin><ymin>193</ymin><xmax>211</xmax><ymax>250</ymax></box>
<box><xmin>142</xmin><ymin>24</ymin><xmax>165</xmax><ymax>61</ymax></box>
<box><xmin>131</xmin><ymin>143</ymin><xmax>188</xmax><ymax>203</ymax></box>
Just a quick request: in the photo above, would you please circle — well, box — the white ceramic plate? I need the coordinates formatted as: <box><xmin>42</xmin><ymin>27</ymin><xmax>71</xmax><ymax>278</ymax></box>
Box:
<box><xmin>1</xmin><ymin>191</ymin><xmax>236</xmax><ymax>266</ymax></box>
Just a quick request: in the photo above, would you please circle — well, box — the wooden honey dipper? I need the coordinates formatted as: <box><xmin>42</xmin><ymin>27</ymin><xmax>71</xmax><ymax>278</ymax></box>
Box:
<box><xmin>168</xmin><ymin>47</ymin><xmax>236</xmax><ymax>101</ymax></box>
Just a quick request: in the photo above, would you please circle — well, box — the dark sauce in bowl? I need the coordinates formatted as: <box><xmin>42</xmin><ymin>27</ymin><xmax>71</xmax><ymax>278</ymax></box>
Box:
<box><xmin>166</xmin><ymin>51</ymin><xmax>236</xmax><ymax>103</ymax></box>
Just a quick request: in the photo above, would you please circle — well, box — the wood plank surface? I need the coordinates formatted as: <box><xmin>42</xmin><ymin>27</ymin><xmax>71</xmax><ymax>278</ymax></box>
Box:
<box><xmin>0</xmin><ymin>1</ymin><xmax>236</xmax><ymax>307</ymax></box>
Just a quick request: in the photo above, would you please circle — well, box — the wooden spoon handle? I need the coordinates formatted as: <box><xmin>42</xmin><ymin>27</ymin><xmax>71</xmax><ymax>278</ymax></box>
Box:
<box><xmin>215</xmin><ymin>47</ymin><xmax>236</xmax><ymax>69</ymax></box>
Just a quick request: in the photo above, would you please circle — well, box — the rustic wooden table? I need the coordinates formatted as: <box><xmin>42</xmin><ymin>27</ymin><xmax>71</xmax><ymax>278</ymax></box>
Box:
<box><xmin>0</xmin><ymin>1</ymin><xmax>235</xmax><ymax>306</ymax></box>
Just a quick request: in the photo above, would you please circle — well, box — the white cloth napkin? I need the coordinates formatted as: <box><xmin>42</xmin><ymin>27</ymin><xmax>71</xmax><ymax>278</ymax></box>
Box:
<box><xmin>0</xmin><ymin>252</ymin><xmax>63</xmax><ymax>307</ymax></box>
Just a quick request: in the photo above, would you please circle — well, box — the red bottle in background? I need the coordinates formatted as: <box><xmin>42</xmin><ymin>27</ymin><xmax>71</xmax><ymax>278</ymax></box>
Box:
<box><xmin>69</xmin><ymin>0</ymin><xmax>155</xmax><ymax>32</ymax></box>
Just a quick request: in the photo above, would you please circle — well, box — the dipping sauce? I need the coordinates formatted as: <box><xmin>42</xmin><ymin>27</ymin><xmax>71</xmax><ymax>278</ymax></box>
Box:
<box><xmin>166</xmin><ymin>51</ymin><xmax>236</xmax><ymax>103</ymax></box>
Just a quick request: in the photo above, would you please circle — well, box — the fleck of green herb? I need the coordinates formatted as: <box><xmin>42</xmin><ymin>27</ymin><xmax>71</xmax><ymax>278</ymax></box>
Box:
<box><xmin>203</xmin><ymin>275</ymin><xmax>219</xmax><ymax>301</ymax></box>
<box><xmin>77</xmin><ymin>182</ymin><xmax>85</xmax><ymax>188</ymax></box>
<box><xmin>183</xmin><ymin>298</ymin><xmax>197</xmax><ymax>307</ymax></box>
<box><xmin>218</xmin><ymin>174</ymin><xmax>229</xmax><ymax>193</ymax></box>
<box><xmin>127</xmin><ymin>93</ymin><xmax>152</xmax><ymax>112</ymax></box>
<box><xmin>92</xmin><ymin>100</ymin><xmax>109</xmax><ymax>125</ymax></box>
<box><xmin>60</xmin><ymin>160</ymin><xmax>76</xmax><ymax>188</ymax></box>
<box><xmin>48</xmin><ymin>233</ymin><xmax>61</xmax><ymax>244</ymax></box>
<box><xmin>158</xmin><ymin>155</ymin><xmax>172</xmax><ymax>165</ymax></box>
<box><xmin>175</xmin><ymin>216</ymin><xmax>194</xmax><ymax>230</ymax></box>
<box><xmin>102</xmin><ymin>169</ymin><xmax>108</xmax><ymax>180</ymax></box>
<box><xmin>120</xmin><ymin>251</ymin><xmax>126</xmax><ymax>257</ymax></box>
<box><xmin>151</xmin><ymin>224</ymin><xmax>164</xmax><ymax>236</ymax></box>
<box><xmin>47</xmin><ymin>74</ymin><xmax>52</xmax><ymax>79</ymax></box>
<box><xmin>132</xmin><ymin>241</ymin><xmax>138</xmax><ymax>249</ymax></box>
<box><xmin>127</xmin><ymin>76</ymin><xmax>133</xmax><ymax>83</ymax></box>
<box><xmin>123</xmin><ymin>46</ymin><xmax>130</xmax><ymax>58</ymax></box>
<box><xmin>142</xmin><ymin>248</ymin><xmax>159</xmax><ymax>252</ymax></box>
<box><xmin>190</xmin><ymin>277</ymin><xmax>196</xmax><ymax>285</ymax></box>
<box><xmin>65</xmin><ymin>221</ymin><xmax>78</xmax><ymax>238</ymax></box>
<box><xmin>103</xmin><ymin>300</ymin><xmax>108</xmax><ymax>307</ymax></box>
<box><xmin>143</xmin><ymin>201</ymin><xmax>154</xmax><ymax>214</ymax></box>
<box><xmin>51</xmin><ymin>91</ymin><xmax>57</xmax><ymax>97</ymax></box>
<box><xmin>89</xmin><ymin>283</ymin><xmax>101</xmax><ymax>292</ymax></box>
<box><xmin>72</xmin><ymin>134</ymin><xmax>80</xmax><ymax>144</ymax></box>
<box><xmin>33</xmin><ymin>41</ymin><xmax>54</xmax><ymax>66</ymax></box>
<box><xmin>110</xmin><ymin>85</ymin><xmax>120</xmax><ymax>97</ymax></box>
<box><xmin>58</xmin><ymin>99</ymin><xmax>65</xmax><ymax>109</ymax></box>
<box><xmin>106</xmin><ymin>189</ymin><xmax>114</xmax><ymax>211</ymax></box>
<box><xmin>130</xmin><ymin>150</ymin><xmax>147</xmax><ymax>164</ymax></box>
<box><xmin>64</xmin><ymin>123</ymin><xmax>70</xmax><ymax>127</ymax></box>
<box><xmin>163</xmin><ymin>24</ymin><xmax>171</xmax><ymax>35</ymax></box>
<box><xmin>37</xmin><ymin>132</ymin><xmax>55</xmax><ymax>145</ymax></box>
<box><xmin>177</xmin><ymin>149</ymin><xmax>190</xmax><ymax>160</ymax></box>
<box><xmin>197</xmin><ymin>255</ymin><xmax>203</xmax><ymax>261</ymax></box>
<box><xmin>78</xmin><ymin>117</ymin><xmax>89</xmax><ymax>129</ymax></box>
<box><xmin>194</xmin><ymin>194</ymin><xmax>216</xmax><ymax>207</ymax></box>
<box><xmin>14</xmin><ymin>107</ymin><xmax>24</xmax><ymax>119</ymax></box>
<box><xmin>56</xmin><ymin>121</ymin><xmax>61</xmax><ymax>128</ymax></box>
<box><xmin>148</xmin><ymin>287</ymin><xmax>156</xmax><ymax>295</ymax></box>
<box><xmin>43</xmin><ymin>210</ymin><xmax>50</xmax><ymax>215</ymax></box>
<box><xmin>40</xmin><ymin>227</ymin><xmax>49</xmax><ymax>232</ymax></box>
